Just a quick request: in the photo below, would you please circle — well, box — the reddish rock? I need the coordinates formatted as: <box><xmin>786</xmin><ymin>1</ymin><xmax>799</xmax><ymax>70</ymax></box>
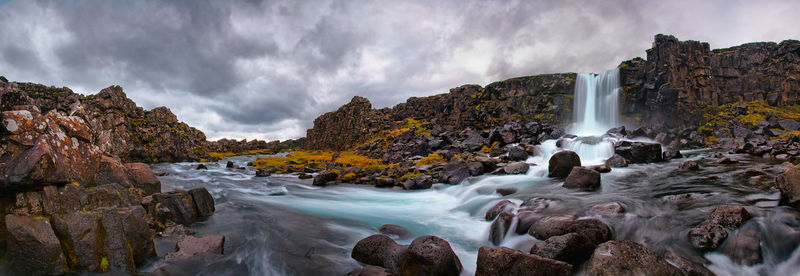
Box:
<box><xmin>777</xmin><ymin>163</ymin><xmax>800</xmax><ymax>208</ymax></box>
<box><xmin>724</xmin><ymin>230</ymin><xmax>762</xmax><ymax>265</ymax></box>
<box><xmin>125</xmin><ymin>162</ymin><xmax>162</xmax><ymax>195</ymax></box>
<box><xmin>476</xmin><ymin>246</ymin><xmax>572</xmax><ymax>276</ymax></box>
<box><xmin>485</xmin><ymin>200</ymin><xmax>516</xmax><ymax>221</ymax></box>
<box><xmin>563</xmin><ymin>166</ymin><xmax>601</xmax><ymax>191</ymax></box>
<box><xmin>530</xmin><ymin>233</ymin><xmax>595</xmax><ymax>266</ymax></box>
<box><xmin>400</xmin><ymin>235</ymin><xmax>463</xmax><ymax>276</ymax></box>
<box><xmin>548</xmin><ymin>151</ymin><xmax>581</xmax><ymax>177</ymax></box>
<box><xmin>4</xmin><ymin>215</ymin><xmax>69</xmax><ymax>276</ymax></box>
<box><xmin>164</xmin><ymin>234</ymin><xmax>226</xmax><ymax>262</ymax></box>
<box><xmin>587</xmin><ymin>240</ymin><xmax>682</xmax><ymax>276</ymax></box>
<box><xmin>707</xmin><ymin>205</ymin><xmax>751</xmax><ymax>228</ymax></box>
<box><xmin>352</xmin><ymin>234</ymin><xmax>408</xmax><ymax>274</ymax></box>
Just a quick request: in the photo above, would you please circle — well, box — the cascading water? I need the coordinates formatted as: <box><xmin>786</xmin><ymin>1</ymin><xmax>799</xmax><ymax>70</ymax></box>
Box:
<box><xmin>570</xmin><ymin>69</ymin><xmax>620</xmax><ymax>136</ymax></box>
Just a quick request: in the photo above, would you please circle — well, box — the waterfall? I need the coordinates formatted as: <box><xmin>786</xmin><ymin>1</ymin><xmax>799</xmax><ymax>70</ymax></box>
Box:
<box><xmin>570</xmin><ymin>69</ymin><xmax>620</xmax><ymax>136</ymax></box>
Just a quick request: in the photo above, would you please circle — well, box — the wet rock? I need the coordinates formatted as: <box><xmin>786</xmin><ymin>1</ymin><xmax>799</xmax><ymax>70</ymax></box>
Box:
<box><xmin>528</xmin><ymin>215</ymin><xmax>577</xmax><ymax>240</ymax></box>
<box><xmin>379</xmin><ymin>224</ymin><xmax>412</xmax><ymax>239</ymax></box>
<box><xmin>605</xmin><ymin>154</ymin><xmax>628</xmax><ymax>167</ymax></box>
<box><xmin>476</xmin><ymin>246</ymin><xmax>572</xmax><ymax>276</ymax></box>
<box><xmin>119</xmin><ymin>205</ymin><xmax>157</xmax><ymax>265</ymax></box>
<box><xmin>441</xmin><ymin>159</ymin><xmax>470</xmax><ymax>184</ymax></box>
<box><xmin>51</xmin><ymin>211</ymin><xmax>103</xmax><ymax>272</ymax></box>
<box><xmin>486</xmin><ymin>200</ymin><xmax>517</xmax><ymax>221</ymax></box>
<box><xmin>743</xmin><ymin>168</ymin><xmax>766</xmax><ymax>177</ymax></box>
<box><xmin>255</xmin><ymin>168</ymin><xmax>272</xmax><ymax>177</ymax></box>
<box><xmin>374</xmin><ymin>177</ymin><xmax>398</xmax><ymax>188</ymax></box>
<box><xmin>298</xmin><ymin>173</ymin><xmax>313</xmax><ymax>179</ymax></box>
<box><xmin>707</xmin><ymin>205</ymin><xmax>751</xmax><ymax>227</ymax></box>
<box><xmin>724</xmin><ymin>230</ymin><xmax>762</xmax><ymax>265</ymax></box>
<box><xmin>679</xmin><ymin>160</ymin><xmax>700</xmax><ymax>171</ymax></box>
<box><xmin>165</xmin><ymin>234</ymin><xmax>225</xmax><ymax>262</ymax></box>
<box><xmin>496</xmin><ymin>187</ymin><xmax>517</xmax><ymax>196</ymax></box>
<box><xmin>589</xmin><ymin>202</ymin><xmax>625</xmax><ymax>217</ymax></box>
<box><xmin>188</xmin><ymin>187</ymin><xmax>215</xmax><ymax>217</ymax></box>
<box><xmin>347</xmin><ymin>265</ymin><xmax>390</xmax><ymax>276</ymax></box>
<box><xmin>614</xmin><ymin>141</ymin><xmax>664</xmax><ymax>163</ymax></box>
<box><xmin>150</xmin><ymin>190</ymin><xmax>199</xmax><ymax>225</ymax></box>
<box><xmin>503</xmin><ymin>162</ymin><xmax>530</xmax><ymax>175</ymax></box>
<box><xmin>4</xmin><ymin>215</ymin><xmax>69</xmax><ymax>276</ymax></box>
<box><xmin>714</xmin><ymin>157</ymin><xmax>739</xmax><ymax>164</ymax></box>
<box><xmin>313</xmin><ymin>171</ymin><xmax>338</xmax><ymax>186</ymax></box>
<box><xmin>226</xmin><ymin>161</ymin><xmax>235</xmax><ymax>168</ymax></box>
<box><xmin>400</xmin><ymin>235</ymin><xmax>463</xmax><ymax>276</ymax></box>
<box><xmin>776</xmin><ymin>163</ymin><xmax>800</xmax><ymax>208</ymax></box>
<box><xmin>688</xmin><ymin>222</ymin><xmax>728</xmax><ymax>251</ymax></box>
<box><xmin>98</xmin><ymin>207</ymin><xmax>136</xmax><ymax>272</ymax></box>
<box><xmin>663</xmin><ymin>149</ymin><xmax>683</xmax><ymax>160</ymax></box>
<box><xmin>588</xmin><ymin>164</ymin><xmax>611</xmax><ymax>173</ymax></box>
<box><xmin>563</xmin><ymin>166</ymin><xmax>601</xmax><ymax>191</ymax></box>
<box><xmin>196</xmin><ymin>164</ymin><xmax>208</xmax><ymax>170</ymax></box>
<box><xmin>530</xmin><ymin>233</ymin><xmax>595</xmax><ymax>266</ymax></box>
<box><xmin>587</xmin><ymin>240</ymin><xmax>682</xmax><ymax>276</ymax></box>
<box><xmin>548</xmin><ymin>151</ymin><xmax>581</xmax><ymax>177</ymax></box>
<box><xmin>125</xmin><ymin>162</ymin><xmax>162</xmax><ymax>195</ymax></box>
<box><xmin>664</xmin><ymin>248</ymin><xmax>715</xmax><ymax>276</ymax></box>
<box><xmin>352</xmin><ymin>234</ymin><xmax>408</xmax><ymax>274</ymax></box>
<box><xmin>507</xmin><ymin>146</ymin><xmax>528</xmax><ymax>161</ymax></box>
<box><xmin>489</xmin><ymin>211</ymin><xmax>515</xmax><ymax>245</ymax></box>
<box><xmin>402</xmin><ymin>175</ymin><xmax>434</xmax><ymax>190</ymax></box>
<box><xmin>568</xmin><ymin>219</ymin><xmax>613</xmax><ymax>245</ymax></box>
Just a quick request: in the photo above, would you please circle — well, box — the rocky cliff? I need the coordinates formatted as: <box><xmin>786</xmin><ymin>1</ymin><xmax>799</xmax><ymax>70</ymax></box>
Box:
<box><xmin>307</xmin><ymin>74</ymin><xmax>576</xmax><ymax>151</ymax></box>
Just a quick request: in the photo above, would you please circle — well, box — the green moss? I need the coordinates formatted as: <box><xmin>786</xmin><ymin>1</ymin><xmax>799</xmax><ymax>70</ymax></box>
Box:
<box><xmin>100</xmin><ymin>256</ymin><xmax>109</xmax><ymax>271</ymax></box>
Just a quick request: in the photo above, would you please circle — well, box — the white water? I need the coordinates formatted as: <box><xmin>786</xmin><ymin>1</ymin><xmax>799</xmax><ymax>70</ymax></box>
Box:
<box><xmin>570</xmin><ymin>69</ymin><xmax>620</xmax><ymax>136</ymax></box>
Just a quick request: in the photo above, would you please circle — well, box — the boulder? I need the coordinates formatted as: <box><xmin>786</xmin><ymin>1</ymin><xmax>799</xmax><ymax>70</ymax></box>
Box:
<box><xmin>441</xmin><ymin>159</ymin><xmax>470</xmax><ymax>184</ymax></box>
<box><xmin>529</xmin><ymin>216</ymin><xmax>612</xmax><ymax>245</ymax></box>
<box><xmin>125</xmin><ymin>162</ymin><xmax>162</xmax><ymax>195</ymax></box>
<box><xmin>605</xmin><ymin>154</ymin><xmax>628</xmax><ymax>168</ymax></box>
<box><xmin>150</xmin><ymin>190</ymin><xmax>199</xmax><ymax>225</ymax></box>
<box><xmin>118</xmin><ymin>206</ymin><xmax>157</xmax><ymax>265</ymax></box>
<box><xmin>4</xmin><ymin>215</ymin><xmax>69</xmax><ymax>275</ymax></box>
<box><xmin>724</xmin><ymin>230</ymin><xmax>762</xmax><ymax>265</ymax></box>
<box><xmin>352</xmin><ymin>234</ymin><xmax>408</xmax><ymax>274</ymax></box>
<box><xmin>496</xmin><ymin>187</ymin><xmax>517</xmax><ymax>196</ymax></box>
<box><xmin>400</xmin><ymin>235</ymin><xmax>463</xmax><ymax>276</ymax></box>
<box><xmin>779</xmin><ymin>118</ymin><xmax>800</xmax><ymax>131</ymax></box>
<box><xmin>226</xmin><ymin>161</ymin><xmax>235</xmax><ymax>168</ymax></box>
<box><xmin>502</xmin><ymin>162</ymin><xmax>530</xmax><ymax>175</ymax></box>
<box><xmin>485</xmin><ymin>200</ymin><xmax>516</xmax><ymax>221</ymax></box>
<box><xmin>776</xmin><ymin>163</ymin><xmax>800</xmax><ymax>208</ymax></box>
<box><xmin>51</xmin><ymin>211</ymin><xmax>103</xmax><ymax>272</ymax></box>
<box><xmin>679</xmin><ymin>160</ymin><xmax>700</xmax><ymax>171</ymax></box>
<box><xmin>98</xmin><ymin>207</ymin><xmax>136</xmax><ymax>272</ymax></box>
<box><xmin>707</xmin><ymin>205</ymin><xmax>751</xmax><ymax>228</ymax></box>
<box><xmin>507</xmin><ymin>146</ymin><xmax>528</xmax><ymax>161</ymax></box>
<box><xmin>164</xmin><ymin>234</ymin><xmax>225</xmax><ymax>262</ymax></box>
<box><xmin>188</xmin><ymin>187</ymin><xmax>215</xmax><ymax>217</ymax></box>
<box><xmin>489</xmin><ymin>211</ymin><xmax>515</xmax><ymax>245</ymax></box>
<box><xmin>528</xmin><ymin>215</ymin><xmax>577</xmax><ymax>240</ymax></box>
<box><xmin>688</xmin><ymin>222</ymin><xmax>728</xmax><ymax>251</ymax></box>
<box><xmin>587</xmin><ymin>240</ymin><xmax>682</xmax><ymax>276</ymax></box>
<box><xmin>714</xmin><ymin>157</ymin><xmax>738</xmax><ymax>164</ymax></box>
<box><xmin>548</xmin><ymin>151</ymin><xmax>581</xmax><ymax>177</ymax></box>
<box><xmin>374</xmin><ymin>177</ymin><xmax>398</xmax><ymax>188</ymax></box>
<box><xmin>255</xmin><ymin>169</ymin><xmax>272</xmax><ymax>177</ymax></box>
<box><xmin>379</xmin><ymin>224</ymin><xmax>413</xmax><ymax>239</ymax></box>
<box><xmin>347</xmin><ymin>266</ymin><xmax>390</xmax><ymax>276</ymax></box>
<box><xmin>614</xmin><ymin>141</ymin><xmax>663</xmax><ymax>163</ymax></box>
<box><xmin>588</xmin><ymin>164</ymin><xmax>611</xmax><ymax>173</ymax></box>
<box><xmin>589</xmin><ymin>202</ymin><xmax>625</xmax><ymax>217</ymax></box>
<box><xmin>563</xmin><ymin>166</ymin><xmax>601</xmax><ymax>191</ymax></box>
<box><xmin>530</xmin><ymin>233</ymin><xmax>595</xmax><ymax>266</ymax></box>
<box><xmin>476</xmin><ymin>246</ymin><xmax>572</xmax><ymax>276</ymax></box>
<box><xmin>664</xmin><ymin>248</ymin><xmax>715</xmax><ymax>276</ymax></box>
<box><xmin>196</xmin><ymin>164</ymin><xmax>208</xmax><ymax>170</ymax></box>
<box><xmin>313</xmin><ymin>171</ymin><xmax>338</xmax><ymax>186</ymax></box>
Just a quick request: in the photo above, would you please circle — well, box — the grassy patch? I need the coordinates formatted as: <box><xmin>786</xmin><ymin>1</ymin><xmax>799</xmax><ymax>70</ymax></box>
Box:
<box><xmin>253</xmin><ymin>150</ymin><xmax>387</xmax><ymax>173</ymax></box>
<box><xmin>208</xmin><ymin>148</ymin><xmax>276</xmax><ymax>160</ymax></box>
<box><xmin>100</xmin><ymin>256</ymin><xmax>109</xmax><ymax>271</ymax></box>
<box><xmin>415</xmin><ymin>152</ymin><xmax>445</xmax><ymax>166</ymax></box>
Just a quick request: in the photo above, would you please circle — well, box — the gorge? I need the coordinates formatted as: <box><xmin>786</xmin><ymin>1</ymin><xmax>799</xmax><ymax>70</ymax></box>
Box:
<box><xmin>2</xmin><ymin>34</ymin><xmax>800</xmax><ymax>275</ymax></box>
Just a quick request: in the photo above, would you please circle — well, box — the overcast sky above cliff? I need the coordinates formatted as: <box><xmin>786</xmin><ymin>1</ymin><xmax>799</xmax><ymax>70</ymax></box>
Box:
<box><xmin>0</xmin><ymin>0</ymin><xmax>798</xmax><ymax>141</ymax></box>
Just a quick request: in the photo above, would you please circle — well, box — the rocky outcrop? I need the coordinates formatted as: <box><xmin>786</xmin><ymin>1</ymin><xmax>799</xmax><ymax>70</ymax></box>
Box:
<box><xmin>4</xmin><ymin>215</ymin><xmax>69</xmax><ymax>275</ymax></box>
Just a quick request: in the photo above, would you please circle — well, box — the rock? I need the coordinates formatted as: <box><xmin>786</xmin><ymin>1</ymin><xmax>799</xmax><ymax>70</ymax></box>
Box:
<box><xmin>255</xmin><ymin>169</ymin><xmax>272</xmax><ymax>177</ymax></box>
<box><xmin>679</xmin><ymin>160</ymin><xmax>700</xmax><ymax>171</ymax></box>
<box><xmin>614</xmin><ymin>141</ymin><xmax>664</xmax><ymax>163</ymax></box>
<box><xmin>507</xmin><ymin>146</ymin><xmax>528</xmax><ymax>161</ymax></box>
<box><xmin>400</xmin><ymin>235</ymin><xmax>463</xmax><ymax>276</ymax></box>
<box><xmin>164</xmin><ymin>234</ymin><xmax>225</xmax><ymax>262</ymax></box>
<box><xmin>588</xmin><ymin>164</ymin><xmax>611</xmax><ymax>173</ymax></box>
<box><xmin>51</xmin><ymin>211</ymin><xmax>103</xmax><ymax>272</ymax></box>
<box><xmin>347</xmin><ymin>266</ymin><xmax>390</xmax><ymax>276</ymax></box>
<box><xmin>226</xmin><ymin>161</ymin><xmax>235</xmax><ymax>168</ymax></box>
<box><xmin>379</xmin><ymin>224</ymin><xmax>413</xmax><ymax>239</ymax></box>
<box><xmin>589</xmin><ymin>202</ymin><xmax>625</xmax><ymax>217</ymax></box>
<box><xmin>548</xmin><ymin>151</ymin><xmax>581</xmax><ymax>177</ymax></box>
<box><xmin>496</xmin><ymin>187</ymin><xmax>517</xmax><ymax>196</ymax></box>
<box><xmin>707</xmin><ymin>205</ymin><xmax>751</xmax><ymax>228</ymax></box>
<box><xmin>563</xmin><ymin>166</ymin><xmax>601</xmax><ymax>191</ymax></box>
<box><xmin>528</xmin><ymin>216</ymin><xmax>612</xmax><ymax>245</ymax></box>
<box><xmin>352</xmin><ymin>234</ymin><xmax>408</xmax><ymax>274</ymax></box>
<box><xmin>664</xmin><ymin>248</ymin><xmax>715</xmax><ymax>276</ymax></box>
<box><xmin>714</xmin><ymin>157</ymin><xmax>738</xmax><ymax>164</ymax></box>
<box><xmin>188</xmin><ymin>187</ymin><xmax>215</xmax><ymax>217</ymax></box>
<box><xmin>568</xmin><ymin>219</ymin><xmax>614</xmax><ymax>245</ymax></box>
<box><xmin>98</xmin><ymin>207</ymin><xmax>136</xmax><ymax>272</ymax></box>
<box><xmin>125</xmin><ymin>162</ymin><xmax>162</xmax><ymax>195</ymax></box>
<box><xmin>4</xmin><ymin>215</ymin><xmax>69</xmax><ymax>275</ymax></box>
<box><xmin>476</xmin><ymin>246</ymin><xmax>572</xmax><ymax>276</ymax></box>
<box><xmin>118</xmin><ymin>205</ymin><xmax>157</xmax><ymax>265</ymax></box>
<box><xmin>486</xmin><ymin>200</ymin><xmax>516</xmax><ymax>221</ymax></box>
<box><xmin>441</xmin><ymin>159</ymin><xmax>470</xmax><ymax>184</ymax></box>
<box><xmin>663</xmin><ymin>149</ymin><xmax>683</xmax><ymax>160</ymax></box>
<box><xmin>150</xmin><ymin>190</ymin><xmax>199</xmax><ymax>225</ymax></box>
<box><xmin>503</xmin><ymin>162</ymin><xmax>530</xmax><ymax>174</ymax></box>
<box><xmin>530</xmin><ymin>233</ymin><xmax>595</xmax><ymax>266</ymax></box>
<box><xmin>489</xmin><ymin>211</ymin><xmax>515</xmax><ymax>245</ymax></box>
<box><xmin>605</xmin><ymin>154</ymin><xmax>628</xmax><ymax>167</ymax></box>
<box><xmin>527</xmin><ymin>215</ymin><xmax>576</xmax><ymax>240</ymax></box>
<box><xmin>313</xmin><ymin>171</ymin><xmax>338</xmax><ymax>186</ymax></box>
<box><xmin>298</xmin><ymin>173</ymin><xmax>313</xmax><ymax>179</ymax></box>
<box><xmin>724</xmin><ymin>230</ymin><xmax>762</xmax><ymax>265</ymax></box>
<box><xmin>374</xmin><ymin>177</ymin><xmax>398</xmax><ymax>188</ymax></box>
<box><xmin>776</xmin><ymin>163</ymin><xmax>800</xmax><ymax>207</ymax></box>
<box><xmin>779</xmin><ymin>118</ymin><xmax>800</xmax><ymax>131</ymax></box>
<box><xmin>688</xmin><ymin>222</ymin><xmax>728</xmax><ymax>251</ymax></box>
<box><xmin>515</xmin><ymin>211</ymin><xmax>539</xmax><ymax>235</ymax></box>
<box><xmin>402</xmin><ymin>175</ymin><xmax>434</xmax><ymax>190</ymax></box>
<box><xmin>196</xmin><ymin>164</ymin><xmax>208</xmax><ymax>170</ymax></box>
<box><xmin>587</xmin><ymin>240</ymin><xmax>682</xmax><ymax>276</ymax></box>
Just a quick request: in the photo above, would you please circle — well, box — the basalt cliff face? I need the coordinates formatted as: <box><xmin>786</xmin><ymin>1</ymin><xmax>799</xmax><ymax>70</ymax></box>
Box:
<box><xmin>306</xmin><ymin>35</ymin><xmax>800</xmax><ymax>152</ymax></box>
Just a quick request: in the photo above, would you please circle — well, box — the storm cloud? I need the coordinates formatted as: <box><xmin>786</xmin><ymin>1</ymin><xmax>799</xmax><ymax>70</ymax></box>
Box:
<box><xmin>1</xmin><ymin>0</ymin><xmax>798</xmax><ymax>141</ymax></box>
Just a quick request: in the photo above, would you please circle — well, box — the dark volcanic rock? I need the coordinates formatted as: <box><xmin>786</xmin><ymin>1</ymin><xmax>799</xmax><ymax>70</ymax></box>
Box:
<box><xmin>503</xmin><ymin>162</ymin><xmax>530</xmax><ymax>175</ymax></box>
<box><xmin>664</xmin><ymin>248</ymin><xmax>715</xmax><ymax>276</ymax></box>
<box><xmin>707</xmin><ymin>205</ymin><xmax>751</xmax><ymax>227</ymax></box>
<box><xmin>51</xmin><ymin>211</ymin><xmax>103</xmax><ymax>272</ymax></box>
<box><xmin>352</xmin><ymin>234</ymin><xmax>408</xmax><ymax>274</ymax></box>
<box><xmin>188</xmin><ymin>187</ymin><xmax>215</xmax><ymax>217</ymax></box>
<box><xmin>548</xmin><ymin>151</ymin><xmax>581</xmax><ymax>177</ymax></box>
<box><xmin>4</xmin><ymin>215</ymin><xmax>68</xmax><ymax>276</ymax></box>
<box><xmin>150</xmin><ymin>190</ymin><xmax>199</xmax><ymax>225</ymax></box>
<box><xmin>688</xmin><ymin>222</ymin><xmax>728</xmax><ymax>251</ymax></box>
<box><xmin>777</xmin><ymin>163</ymin><xmax>800</xmax><ymax>208</ymax></box>
<box><xmin>441</xmin><ymin>159</ymin><xmax>470</xmax><ymax>184</ymax></box>
<box><xmin>528</xmin><ymin>216</ymin><xmax>612</xmax><ymax>245</ymax></box>
<box><xmin>489</xmin><ymin>211</ymin><xmax>515</xmax><ymax>245</ymax></box>
<box><xmin>679</xmin><ymin>160</ymin><xmax>700</xmax><ymax>171</ymax></box>
<box><xmin>605</xmin><ymin>154</ymin><xmax>628</xmax><ymax>168</ymax></box>
<box><xmin>587</xmin><ymin>240</ymin><xmax>682</xmax><ymax>276</ymax></box>
<box><xmin>507</xmin><ymin>146</ymin><xmax>528</xmax><ymax>161</ymax></box>
<box><xmin>400</xmin><ymin>235</ymin><xmax>463</xmax><ymax>276</ymax></box>
<box><xmin>486</xmin><ymin>200</ymin><xmax>516</xmax><ymax>221</ymax></box>
<box><xmin>379</xmin><ymin>224</ymin><xmax>412</xmax><ymax>239</ymax></box>
<box><xmin>563</xmin><ymin>166</ymin><xmax>601</xmax><ymax>191</ymax></box>
<box><xmin>588</xmin><ymin>164</ymin><xmax>611</xmax><ymax>173</ymax></box>
<box><xmin>495</xmin><ymin>187</ymin><xmax>517</xmax><ymax>196</ymax></box>
<box><xmin>589</xmin><ymin>202</ymin><xmax>626</xmax><ymax>217</ymax></box>
<box><xmin>530</xmin><ymin>233</ymin><xmax>595</xmax><ymax>266</ymax></box>
<box><xmin>313</xmin><ymin>171</ymin><xmax>338</xmax><ymax>186</ymax></box>
<box><xmin>476</xmin><ymin>246</ymin><xmax>572</xmax><ymax>276</ymax></box>
<box><xmin>347</xmin><ymin>266</ymin><xmax>390</xmax><ymax>276</ymax></box>
<box><xmin>614</xmin><ymin>141</ymin><xmax>664</xmax><ymax>163</ymax></box>
<box><xmin>164</xmin><ymin>234</ymin><xmax>225</xmax><ymax>262</ymax></box>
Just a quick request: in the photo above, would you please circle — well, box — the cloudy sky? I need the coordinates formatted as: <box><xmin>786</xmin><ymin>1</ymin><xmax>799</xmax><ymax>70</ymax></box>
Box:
<box><xmin>0</xmin><ymin>0</ymin><xmax>798</xmax><ymax>141</ymax></box>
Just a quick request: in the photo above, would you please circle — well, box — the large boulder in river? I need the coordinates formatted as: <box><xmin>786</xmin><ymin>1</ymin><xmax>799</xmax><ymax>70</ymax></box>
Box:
<box><xmin>489</xmin><ymin>211</ymin><xmax>516</xmax><ymax>245</ymax></box>
<box><xmin>4</xmin><ymin>215</ymin><xmax>69</xmax><ymax>275</ymax></box>
<box><xmin>707</xmin><ymin>205</ymin><xmax>751</xmax><ymax>227</ymax></box>
<box><xmin>530</xmin><ymin>233</ymin><xmax>595</xmax><ymax>266</ymax></box>
<box><xmin>724</xmin><ymin>230</ymin><xmax>762</xmax><ymax>265</ymax></box>
<box><xmin>503</xmin><ymin>162</ymin><xmax>530</xmax><ymax>174</ymax></box>
<box><xmin>400</xmin><ymin>235</ymin><xmax>463</xmax><ymax>276</ymax></box>
<box><xmin>189</xmin><ymin>187</ymin><xmax>216</xmax><ymax>217</ymax></box>
<box><xmin>352</xmin><ymin>234</ymin><xmax>408</xmax><ymax>274</ymax></box>
<box><xmin>529</xmin><ymin>216</ymin><xmax>612</xmax><ymax>245</ymax></box>
<box><xmin>776</xmin><ymin>163</ymin><xmax>800</xmax><ymax>208</ymax></box>
<box><xmin>548</xmin><ymin>151</ymin><xmax>581</xmax><ymax>177</ymax></box>
<box><xmin>476</xmin><ymin>246</ymin><xmax>572</xmax><ymax>276</ymax></box>
<box><xmin>688</xmin><ymin>222</ymin><xmax>728</xmax><ymax>251</ymax></box>
<box><xmin>587</xmin><ymin>240</ymin><xmax>682</xmax><ymax>276</ymax></box>
<box><xmin>313</xmin><ymin>171</ymin><xmax>338</xmax><ymax>186</ymax></box>
<box><xmin>605</xmin><ymin>154</ymin><xmax>628</xmax><ymax>167</ymax></box>
<box><xmin>563</xmin><ymin>166</ymin><xmax>601</xmax><ymax>191</ymax></box>
<box><xmin>613</xmin><ymin>141</ymin><xmax>664</xmax><ymax>164</ymax></box>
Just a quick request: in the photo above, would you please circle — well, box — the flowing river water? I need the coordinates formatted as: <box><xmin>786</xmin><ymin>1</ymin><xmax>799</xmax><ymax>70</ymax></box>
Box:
<box><xmin>145</xmin><ymin>69</ymin><xmax>800</xmax><ymax>275</ymax></box>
